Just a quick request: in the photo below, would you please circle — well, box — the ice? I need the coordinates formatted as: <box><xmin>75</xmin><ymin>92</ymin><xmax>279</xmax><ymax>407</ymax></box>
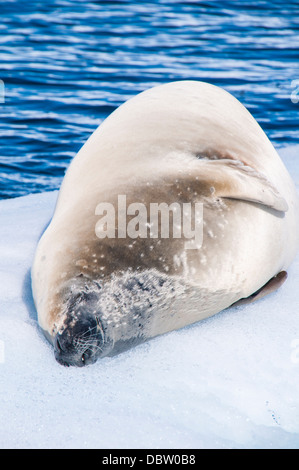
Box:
<box><xmin>0</xmin><ymin>147</ymin><xmax>298</xmax><ymax>449</ymax></box>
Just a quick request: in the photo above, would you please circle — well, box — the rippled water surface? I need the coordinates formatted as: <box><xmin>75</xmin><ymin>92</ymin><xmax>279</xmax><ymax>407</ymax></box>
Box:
<box><xmin>0</xmin><ymin>0</ymin><xmax>298</xmax><ymax>198</ymax></box>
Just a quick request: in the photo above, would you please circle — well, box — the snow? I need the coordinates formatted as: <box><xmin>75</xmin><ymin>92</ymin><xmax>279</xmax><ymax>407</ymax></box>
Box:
<box><xmin>0</xmin><ymin>146</ymin><xmax>298</xmax><ymax>449</ymax></box>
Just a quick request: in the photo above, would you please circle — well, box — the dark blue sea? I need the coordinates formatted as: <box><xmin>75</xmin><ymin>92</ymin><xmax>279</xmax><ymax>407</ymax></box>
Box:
<box><xmin>0</xmin><ymin>0</ymin><xmax>298</xmax><ymax>199</ymax></box>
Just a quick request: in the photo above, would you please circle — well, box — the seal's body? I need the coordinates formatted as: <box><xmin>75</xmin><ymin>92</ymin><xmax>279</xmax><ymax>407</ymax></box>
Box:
<box><xmin>32</xmin><ymin>81</ymin><xmax>299</xmax><ymax>366</ymax></box>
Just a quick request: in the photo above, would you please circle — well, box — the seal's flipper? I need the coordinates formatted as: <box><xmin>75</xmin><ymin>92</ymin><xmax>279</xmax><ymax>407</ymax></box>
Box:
<box><xmin>193</xmin><ymin>159</ymin><xmax>288</xmax><ymax>212</ymax></box>
<box><xmin>232</xmin><ymin>271</ymin><xmax>288</xmax><ymax>307</ymax></box>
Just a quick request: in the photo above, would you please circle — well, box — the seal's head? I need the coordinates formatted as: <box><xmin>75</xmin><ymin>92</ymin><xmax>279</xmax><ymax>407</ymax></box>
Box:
<box><xmin>54</xmin><ymin>314</ymin><xmax>105</xmax><ymax>367</ymax></box>
<box><xmin>51</xmin><ymin>288</ymin><xmax>109</xmax><ymax>367</ymax></box>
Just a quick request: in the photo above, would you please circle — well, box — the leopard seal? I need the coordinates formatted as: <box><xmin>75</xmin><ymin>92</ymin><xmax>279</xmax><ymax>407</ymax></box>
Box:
<box><xmin>31</xmin><ymin>80</ymin><xmax>299</xmax><ymax>366</ymax></box>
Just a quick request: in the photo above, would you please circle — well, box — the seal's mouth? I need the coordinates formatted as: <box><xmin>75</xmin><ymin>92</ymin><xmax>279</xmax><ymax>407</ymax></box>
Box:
<box><xmin>53</xmin><ymin>315</ymin><xmax>105</xmax><ymax>367</ymax></box>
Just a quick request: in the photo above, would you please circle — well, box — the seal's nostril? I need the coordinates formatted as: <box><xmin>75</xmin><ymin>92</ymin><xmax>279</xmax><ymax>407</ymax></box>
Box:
<box><xmin>81</xmin><ymin>352</ymin><xmax>87</xmax><ymax>365</ymax></box>
<box><xmin>55</xmin><ymin>337</ymin><xmax>63</xmax><ymax>352</ymax></box>
<box><xmin>81</xmin><ymin>348</ymin><xmax>92</xmax><ymax>365</ymax></box>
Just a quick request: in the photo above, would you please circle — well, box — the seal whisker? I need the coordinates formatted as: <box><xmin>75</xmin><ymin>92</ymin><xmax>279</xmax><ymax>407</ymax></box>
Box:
<box><xmin>76</xmin><ymin>325</ymin><xmax>100</xmax><ymax>340</ymax></box>
<box><xmin>79</xmin><ymin>343</ymin><xmax>104</xmax><ymax>355</ymax></box>
<box><xmin>74</xmin><ymin>338</ymin><xmax>104</xmax><ymax>354</ymax></box>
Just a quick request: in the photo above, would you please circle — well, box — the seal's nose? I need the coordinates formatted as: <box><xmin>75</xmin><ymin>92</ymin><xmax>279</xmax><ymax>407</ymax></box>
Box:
<box><xmin>54</xmin><ymin>330</ymin><xmax>74</xmax><ymax>366</ymax></box>
<box><xmin>54</xmin><ymin>316</ymin><xmax>99</xmax><ymax>367</ymax></box>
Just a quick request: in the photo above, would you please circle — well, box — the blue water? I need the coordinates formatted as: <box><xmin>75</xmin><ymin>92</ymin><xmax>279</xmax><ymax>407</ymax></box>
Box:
<box><xmin>0</xmin><ymin>0</ymin><xmax>298</xmax><ymax>199</ymax></box>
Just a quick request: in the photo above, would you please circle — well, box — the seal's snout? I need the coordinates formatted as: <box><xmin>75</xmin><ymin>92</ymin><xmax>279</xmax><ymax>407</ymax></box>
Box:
<box><xmin>54</xmin><ymin>315</ymin><xmax>103</xmax><ymax>367</ymax></box>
